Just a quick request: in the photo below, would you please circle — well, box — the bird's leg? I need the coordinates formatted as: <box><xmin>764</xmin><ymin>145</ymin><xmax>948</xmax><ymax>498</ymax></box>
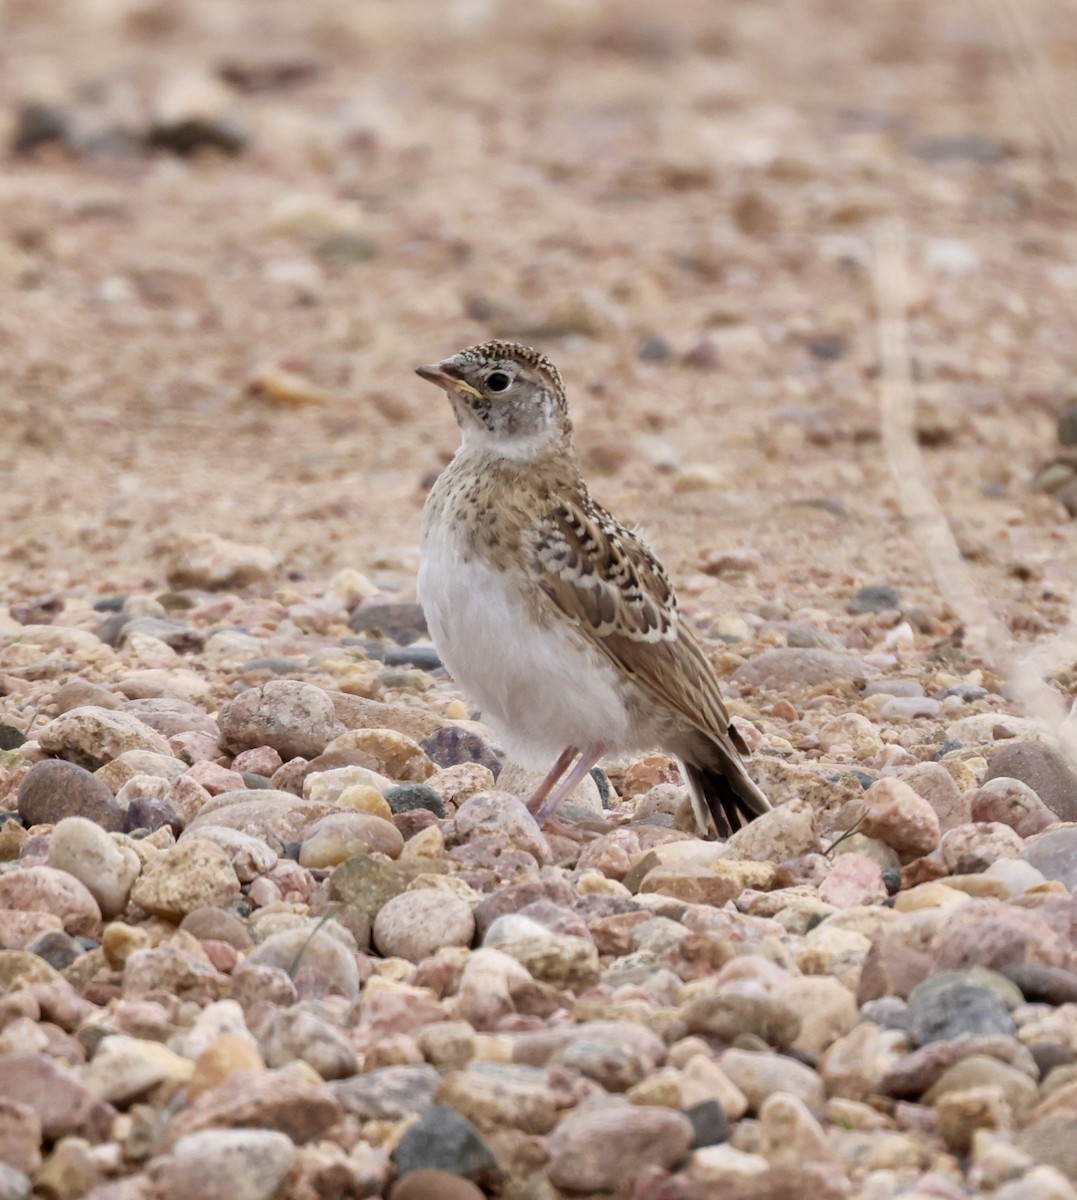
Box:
<box><xmin>525</xmin><ymin>746</ymin><xmax>578</xmax><ymax>816</ymax></box>
<box><xmin>533</xmin><ymin>742</ymin><xmax>607</xmax><ymax>828</ymax></box>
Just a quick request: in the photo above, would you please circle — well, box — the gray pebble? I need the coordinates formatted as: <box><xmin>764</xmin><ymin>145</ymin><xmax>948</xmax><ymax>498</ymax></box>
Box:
<box><xmin>907</xmin><ymin>972</ymin><xmax>1016</xmax><ymax>1044</ymax></box>
<box><xmin>848</xmin><ymin>584</ymin><xmax>900</xmax><ymax>614</ymax></box>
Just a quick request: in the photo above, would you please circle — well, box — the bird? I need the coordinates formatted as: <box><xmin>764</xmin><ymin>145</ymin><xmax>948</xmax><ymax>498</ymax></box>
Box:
<box><xmin>414</xmin><ymin>340</ymin><xmax>771</xmax><ymax>839</ymax></box>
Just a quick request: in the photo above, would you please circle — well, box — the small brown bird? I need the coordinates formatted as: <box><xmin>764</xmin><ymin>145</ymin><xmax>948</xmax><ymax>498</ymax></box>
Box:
<box><xmin>415</xmin><ymin>340</ymin><xmax>770</xmax><ymax>838</ymax></box>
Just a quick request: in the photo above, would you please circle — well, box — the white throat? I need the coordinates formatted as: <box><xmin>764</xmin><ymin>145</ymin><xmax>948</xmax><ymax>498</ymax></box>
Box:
<box><xmin>458</xmin><ymin>423</ymin><xmax>557</xmax><ymax>463</ymax></box>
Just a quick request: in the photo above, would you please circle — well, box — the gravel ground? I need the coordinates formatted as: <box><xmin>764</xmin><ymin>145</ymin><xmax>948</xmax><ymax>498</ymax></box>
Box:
<box><xmin>2</xmin><ymin>1</ymin><xmax>1077</xmax><ymax>1198</ymax></box>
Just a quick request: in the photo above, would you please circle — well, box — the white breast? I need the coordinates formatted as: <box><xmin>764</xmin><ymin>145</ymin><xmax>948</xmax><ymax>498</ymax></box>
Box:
<box><xmin>417</xmin><ymin>530</ymin><xmax>634</xmax><ymax>767</ymax></box>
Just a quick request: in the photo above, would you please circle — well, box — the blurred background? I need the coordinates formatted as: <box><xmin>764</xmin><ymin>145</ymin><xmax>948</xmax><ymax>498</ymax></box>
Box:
<box><xmin>1</xmin><ymin>0</ymin><xmax>1076</xmax><ymax>643</ymax></box>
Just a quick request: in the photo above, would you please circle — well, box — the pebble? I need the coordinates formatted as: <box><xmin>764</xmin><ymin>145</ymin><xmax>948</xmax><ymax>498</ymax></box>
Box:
<box><xmin>390</xmin><ymin>1104</ymin><xmax>497</xmax><ymax>1183</ymax></box>
<box><xmin>421</xmin><ymin>727</ymin><xmax>502</xmax><ymax>775</ymax></box>
<box><xmin>718</xmin><ymin>1048</ymin><xmax>826</xmax><ymax>1116</ymax></box>
<box><xmin>859</xmin><ymin>777</ymin><xmax>941</xmax><ymax>860</ymax></box>
<box><xmin>682</xmin><ymin>986</ymin><xmax>800</xmax><ymax>1049</ymax></box>
<box><xmin>245</xmin><ymin>927</ymin><xmax>360</xmax><ymax>1000</ymax></box>
<box><xmin>898</xmin><ymin>762</ymin><xmax>969</xmax><ymax>831</ymax></box>
<box><xmin>130</xmin><ymin>838</ymin><xmax>239</xmax><ymax>919</ymax></box>
<box><xmin>546</xmin><ymin>1103</ymin><xmax>693</xmax><ymax>1193</ymax></box>
<box><xmin>158</xmin><ymin>1129</ymin><xmax>294</xmax><ymax>1200</ymax></box>
<box><xmin>323</xmin><ymin>727</ymin><xmax>434</xmax><ymax>781</ymax></box>
<box><xmin>907</xmin><ymin>973</ymin><xmax>1017</xmax><ymax>1044</ymax></box>
<box><xmin>165</xmin><ymin>534</ymin><xmax>276</xmax><ymax>590</ymax></box>
<box><xmin>183</xmin><ymin>791</ymin><xmax>332</xmax><ymax>848</ymax></box>
<box><xmin>982</xmin><ymin>741</ymin><xmax>1077</xmax><ymax>823</ymax></box>
<box><xmin>454</xmin><ymin>793</ymin><xmax>550</xmax><ymax>864</ymax></box>
<box><xmin>848</xmin><ymin>584</ymin><xmax>901</xmax><ymax>614</ymax></box>
<box><xmin>389</xmin><ymin>1170</ymin><xmax>484</xmax><ymax>1200</ymax></box>
<box><xmin>298</xmin><ymin>811</ymin><xmax>404</xmax><ymax>867</ymax></box>
<box><xmin>82</xmin><ymin>1034</ymin><xmax>193</xmax><ymax>1104</ymax></box>
<box><xmin>384</xmin><ymin>783</ymin><xmax>446</xmax><ymax>817</ymax></box>
<box><xmin>36</xmin><ymin>707</ymin><xmax>172</xmax><ymax>769</ymax></box>
<box><xmin>218</xmin><ymin>681</ymin><xmax>346</xmax><ymax>761</ymax></box>
<box><xmin>0</xmin><ymin>1165</ymin><xmax>30</xmax><ymax>1200</ymax></box>
<box><xmin>0</xmin><ymin>1054</ymin><xmax>115</xmax><ymax>1141</ymax></box>
<box><xmin>731</xmin><ymin>647</ymin><xmax>874</xmax><ymax>690</ymax></box>
<box><xmin>0</xmin><ymin>867</ymin><xmax>102</xmax><ymax>937</ymax></box>
<box><xmin>483</xmin><ymin>914</ymin><xmax>599</xmax><ymax>992</ymax></box>
<box><xmin>17</xmin><ymin>760</ymin><xmax>127</xmax><ymax>831</ymax></box>
<box><xmin>970</xmin><ymin>777</ymin><xmax>1059</xmax><ymax>836</ymax></box>
<box><xmin>373</xmin><ymin>889</ymin><xmax>475</xmax><ymax>962</ymax></box>
<box><xmin>1021</xmin><ymin>827</ymin><xmax>1077</xmax><ymax>890</ymax></box>
<box><xmin>331</xmin><ymin>1063</ymin><xmax>440</xmax><ymax>1120</ymax></box>
<box><xmin>349</xmin><ymin>601</ymin><xmax>428</xmax><ymax>644</ymax></box>
<box><xmin>46</xmin><ymin>818</ymin><xmax>140</xmax><ymax>918</ymax></box>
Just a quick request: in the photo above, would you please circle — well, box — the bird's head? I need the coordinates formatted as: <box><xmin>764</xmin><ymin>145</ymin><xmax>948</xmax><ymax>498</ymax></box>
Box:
<box><xmin>416</xmin><ymin>341</ymin><xmax>573</xmax><ymax>460</ymax></box>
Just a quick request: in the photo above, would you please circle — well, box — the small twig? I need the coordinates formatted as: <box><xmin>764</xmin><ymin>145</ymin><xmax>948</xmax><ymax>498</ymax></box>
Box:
<box><xmin>822</xmin><ymin>814</ymin><xmax>867</xmax><ymax>857</ymax></box>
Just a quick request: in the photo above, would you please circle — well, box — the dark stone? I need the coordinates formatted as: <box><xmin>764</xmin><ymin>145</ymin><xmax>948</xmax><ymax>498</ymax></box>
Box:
<box><xmin>420</xmin><ymin>727</ymin><xmax>502</xmax><ymax>776</ymax></box>
<box><xmin>95</xmin><ymin>613</ymin><xmax>132</xmax><ymax>647</ymax></box>
<box><xmin>390</xmin><ymin>1104</ymin><xmax>498</xmax><ymax>1185</ymax></box>
<box><xmin>590</xmin><ymin>767</ymin><xmax>611</xmax><ymax>808</ymax></box>
<box><xmin>684</xmin><ymin>1100</ymin><xmax>729</xmax><ymax>1149</ymax></box>
<box><xmin>906</xmin><ymin>973</ymin><xmax>1015</xmax><ymax>1045</ymax></box>
<box><xmin>933</xmin><ymin>740</ymin><xmax>964</xmax><ymax>760</ymax></box>
<box><xmin>1060</xmin><ymin>405</ymin><xmax>1077</xmax><ymax>446</ymax></box>
<box><xmin>145</xmin><ymin>117</ymin><xmax>246</xmax><ymax>157</ymax></box>
<box><xmin>125</xmin><ymin>797</ymin><xmax>181</xmax><ymax>836</ymax></box>
<box><xmin>847</xmin><ymin>584</ymin><xmax>900</xmax><ymax>614</ymax></box>
<box><xmin>913</xmin><ymin>134</ymin><xmax>1004</xmax><ymax>163</ymax></box>
<box><xmin>639</xmin><ymin>334</ymin><xmax>673</xmax><ymax>361</ymax></box>
<box><xmin>807</xmin><ymin>337</ymin><xmax>846</xmax><ymax>360</ymax></box>
<box><xmin>1000</xmin><ymin>964</ymin><xmax>1077</xmax><ymax>1006</ymax></box>
<box><xmin>349</xmin><ymin>602</ymin><xmax>428</xmax><ymax>645</ymax></box>
<box><xmin>26</xmin><ymin>929</ymin><xmax>83</xmax><ymax>971</ymax></box>
<box><xmin>283</xmin><ymin>841</ymin><xmax>302</xmax><ymax>861</ymax></box>
<box><xmin>18</xmin><ymin>759</ymin><xmax>127</xmax><ymax>831</ymax></box>
<box><xmin>240</xmin><ymin>658</ymin><xmax>303</xmax><ymax>675</ymax></box>
<box><xmin>384</xmin><ymin>645</ymin><xmax>442</xmax><ymax>671</ymax></box>
<box><xmin>11</xmin><ymin>103</ymin><xmax>71</xmax><ymax>155</ymax></box>
<box><xmin>330</xmin><ymin>1064</ymin><xmax>439</xmax><ymax>1120</ymax></box>
<box><xmin>984</xmin><ymin>740</ymin><xmax>1077</xmax><ymax>822</ymax></box>
<box><xmin>241</xmin><ymin>773</ymin><xmax>273</xmax><ymax>790</ymax></box>
<box><xmin>881</xmin><ymin>868</ymin><xmax>901</xmax><ymax>896</ymax></box>
<box><xmin>0</xmin><ymin>725</ymin><xmax>25</xmax><ymax>750</ymax></box>
<box><xmin>93</xmin><ymin>596</ymin><xmax>126</xmax><ymax>612</ymax></box>
<box><xmin>384</xmin><ymin>785</ymin><xmax>445</xmax><ymax>818</ymax></box>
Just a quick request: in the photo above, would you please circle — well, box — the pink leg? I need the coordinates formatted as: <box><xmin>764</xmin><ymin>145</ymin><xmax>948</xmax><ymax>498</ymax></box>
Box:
<box><xmin>533</xmin><ymin>742</ymin><xmax>607</xmax><ymax>827</ymax></box>
<box><xmin>525</xmin><ymin>746</ymin><xmax>577</xmax><ymax>816</ymax></box>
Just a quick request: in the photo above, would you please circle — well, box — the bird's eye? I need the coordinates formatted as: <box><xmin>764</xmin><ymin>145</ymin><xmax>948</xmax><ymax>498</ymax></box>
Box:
<box><xmin>486</xmin><ymin>372</ymin><xmax>511</xmax><ymax>393</ymax></box>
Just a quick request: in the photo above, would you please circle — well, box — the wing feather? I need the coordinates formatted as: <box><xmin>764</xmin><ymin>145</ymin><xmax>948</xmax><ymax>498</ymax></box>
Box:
<box><xmin>531</xmin><ymin>497</ymin><xmax>741</xmax><ymax>745</ymax></box>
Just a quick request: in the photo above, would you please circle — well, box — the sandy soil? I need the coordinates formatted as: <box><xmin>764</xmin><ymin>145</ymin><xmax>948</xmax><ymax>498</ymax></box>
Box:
<box><xmin>1</xmin><ymin>0</ymin><xmax>1076</xmax><ymax>672</ymax></box>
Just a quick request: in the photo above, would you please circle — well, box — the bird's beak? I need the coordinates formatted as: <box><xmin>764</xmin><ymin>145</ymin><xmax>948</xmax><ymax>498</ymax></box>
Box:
<box><xmin>415</xmin><ymin>361</ymin><xmax>484</xmax><ymax>400</ymax></box>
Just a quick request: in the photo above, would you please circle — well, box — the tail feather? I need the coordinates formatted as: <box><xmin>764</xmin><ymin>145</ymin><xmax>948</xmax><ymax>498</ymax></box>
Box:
<box><xmin>679</xmin><ymin>742</ymin><xmax>771</xmax><ymax>841</ymax></box>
